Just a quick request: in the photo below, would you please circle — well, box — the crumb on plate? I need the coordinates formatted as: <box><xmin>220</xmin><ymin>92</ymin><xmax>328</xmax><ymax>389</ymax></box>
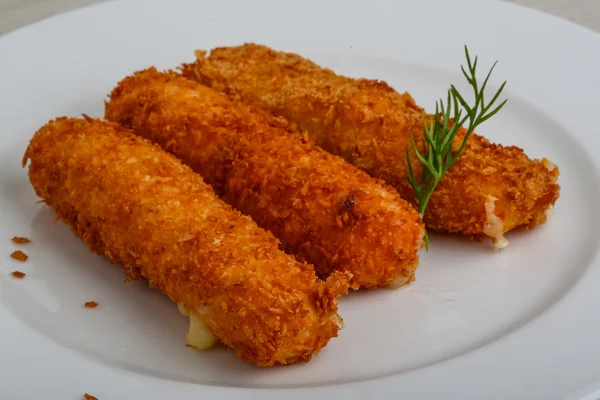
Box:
<box><xmin>11</xmin><ymin>270</ymin><xmax>26</xmax><ymax>279</ymax></box>
<box><xmin>11</xmin><ymin>236</ymin><xmax>31</xmax><ymax>244</ymax></box>
<box><xmin>84</xmin><ymin>301</ymin><xmax>98</xmax><ymax>308</ymax></box>
<box><xmin>10</xmin><ymin>250</ymin><xmax>28</xmax><ymax>262</ymax></box>
<box><xmin>83</xmin><ymin>394</ymin><xmax>98</xmax><ymax>400</ymax></box>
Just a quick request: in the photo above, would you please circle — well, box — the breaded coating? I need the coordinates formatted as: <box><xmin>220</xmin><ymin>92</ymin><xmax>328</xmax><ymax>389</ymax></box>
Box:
<box><xmin>23</xmin><ymin>116</ymin><xmax>348</xmax><ymax>366</ymax></box>
<box><xmin>11</xmin><ymin>236</ymin><xmax>31</xmax><ymax>244</ymax></box>
<box><xmin>105</xmin><ymin>69</ymin><xmax>424</xmax><ymax>289</ymax></box>
<box><xmin>182</xmin><ymin>43</ymin><xmax>560</xmax><ymax>245</ymax></box>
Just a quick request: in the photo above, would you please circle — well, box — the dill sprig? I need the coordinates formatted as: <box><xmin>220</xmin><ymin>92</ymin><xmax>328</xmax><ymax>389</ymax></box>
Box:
<box><xmin>406</xmin><ymin>46</ymin><xmax>508</xmax><ymax>249</ymax></box>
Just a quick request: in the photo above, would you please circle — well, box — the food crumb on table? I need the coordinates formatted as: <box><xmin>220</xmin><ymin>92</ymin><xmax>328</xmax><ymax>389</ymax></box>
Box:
<box><xmin>11</xmin><ymin>270</ymin><xmax>26</xmax><ymax>279</ymax></box>
<box><xmin>83</xmin><ymin>394</ymin><xmax>98</xmax><ymax>400</ymax></box>
<box><xmin>10</xmin><ymin>250</ymin><xmax>28</xmax><ymax>262</ymax></box>
<box><xmin>84</xmin><ymin>301</ymin><xmax>98</xmax><ymax>309</ymax></box>
<box><xmin>11</xmin><ymin>236</ymin><xmax>31</xmax><ymax>244</ymax></box>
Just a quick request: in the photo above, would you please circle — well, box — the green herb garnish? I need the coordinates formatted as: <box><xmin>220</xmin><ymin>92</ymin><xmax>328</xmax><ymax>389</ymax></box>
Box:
<box><xmin>406</xmin><ymin>46</ymin><xmax>508</xmax><ymax>250</ymax></box>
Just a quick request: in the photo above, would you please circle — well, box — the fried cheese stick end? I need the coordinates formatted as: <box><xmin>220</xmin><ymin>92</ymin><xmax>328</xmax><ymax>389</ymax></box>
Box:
<box><xmin>23</xmin><ymin>116</ymin><xmax>348</xmax><ymax>366</ymax></box>
<box><xmin>181</xmin><ymin>43</ymin><xmax>560</xmax><ymax>248</ymax></box>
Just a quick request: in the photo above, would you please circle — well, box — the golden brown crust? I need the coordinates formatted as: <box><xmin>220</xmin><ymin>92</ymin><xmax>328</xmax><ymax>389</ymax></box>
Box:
<box><xmin>183</xmin><ymin>43</ymin><xmax>560</xmax><ymax>239</ymax></box>
<box><xmin>23</xmin><ymin>116</ymin><xmax>346</xmax><ymax>366</ymax></box>
<box><xmin>105</xmin><ymin>68</ymin><xmax>424</xmax><ymax>289</ymax></box>
<box><xmin>11</xmin><ymin>236</ymin><xmax>31</xmax><ymax>244</ymax></box>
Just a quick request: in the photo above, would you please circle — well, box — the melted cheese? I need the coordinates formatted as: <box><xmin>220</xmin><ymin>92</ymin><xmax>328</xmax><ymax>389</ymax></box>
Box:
<box><xmin>545</xmin><ymin>206</ymin><xmax>555</xmax><ymax>220</ymax></box>
<box><xmin>483</xmin><ymin>195</ymin><xmax>509</xmax><ymax>250</ymax></box>
<box><xmin>177</xmin><ymin>303</ymin><xmax>218</xmax><ymax>350</ymax></box>
<box><xmin>386</xmin><ymin>275</ymin><xmax>410</xmax><ymax>289</ymax></box>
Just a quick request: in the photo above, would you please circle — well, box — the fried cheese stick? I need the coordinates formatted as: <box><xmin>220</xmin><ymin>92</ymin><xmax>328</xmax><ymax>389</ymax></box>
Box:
<box><xmin>23</xmin><ymin>116</ymin><xmax>348</xmax><ymax>366</ymax></box>
<box><xmin>105</xmin><ymin>68</ymin><xmax>425</xmax><ymax>290</ymax></box>
<box><xmin>182</xmin><ymin>43</ymin><xmax>561</xmax><ymax>247</ymax></box>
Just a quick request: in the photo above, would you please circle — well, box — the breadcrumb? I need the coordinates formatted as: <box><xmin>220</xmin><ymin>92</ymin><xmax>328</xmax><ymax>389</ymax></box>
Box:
<box><xmin>11</xmin><ymin>270</ymin><xmax>26</xmax><ymax>279</ymax></box>
<box><xmin>83</xmin><ymin>394</ymin><xmax>98</xmax><ymax>400</ymax></box>
<box><xmin>11</xmin><ymin>236</ymin><xmax>31</xmax><ymax>244</ymax></box>
<box><xmin>183</xmin><ymin>43</ymin><xmax>560</xmax><ymax>242</ymax></box>
<box><xmin>10</xmin><ymin>250</ymin><xmax>28</xmax><ymax>262</ymax></box>
<box><xmin>84</xmin><ymin>301</ymin><xmax>98</xmax><ymax>308</ymax></box>
<box><xmin>23</xmin><ymin>116</ymin><xmax>346</xmax><ymax>366</ymax></box>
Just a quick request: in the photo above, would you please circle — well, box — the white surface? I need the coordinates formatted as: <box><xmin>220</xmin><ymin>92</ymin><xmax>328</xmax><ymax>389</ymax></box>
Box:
<box><xmin>1</xmin><ymin>0</ymin><xmax>600</xmax><ymax>35</ymax></box>
<box><xmin>509</xmin><ymin>0</ymin><xmax>600</xmax><ymax>32</ymax></box>
<box><xmin>1</xmin><ymin>0</ymin><xmax>600</xmax><ymax>399</ymax></box>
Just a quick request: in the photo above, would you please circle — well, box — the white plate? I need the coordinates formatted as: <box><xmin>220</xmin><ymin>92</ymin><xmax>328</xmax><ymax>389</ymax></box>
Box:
<box><xmin>1</xmin><ymin>0</ymin><xmax>600</xmax><ymax>398</ymax></box>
